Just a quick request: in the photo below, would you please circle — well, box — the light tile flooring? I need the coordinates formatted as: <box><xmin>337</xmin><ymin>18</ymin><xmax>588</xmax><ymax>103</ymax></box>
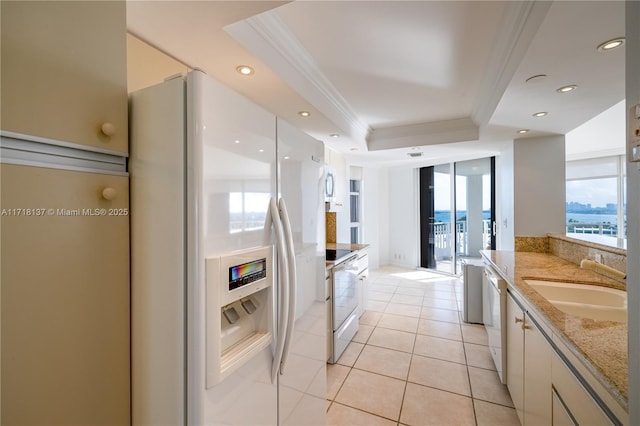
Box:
<box><xmin>327</xmin><ymin>266</ymin><xmax>521</xmax><ymax>426</ymax></box>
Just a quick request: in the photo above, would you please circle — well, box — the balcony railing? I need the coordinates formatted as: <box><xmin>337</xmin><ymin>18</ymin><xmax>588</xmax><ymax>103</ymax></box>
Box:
<box><xmin>433</xmin><ymin>220</ymin><xmax>491</xmax><ymax>260</ymax></box>
<box><xmin>566</xmin><ymin>222</ymin><xmax>618</xmax><ymax>236</ymax></box>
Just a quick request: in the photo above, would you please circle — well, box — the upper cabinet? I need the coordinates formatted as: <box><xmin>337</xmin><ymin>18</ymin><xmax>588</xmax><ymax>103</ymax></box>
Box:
<box><xmin>1</xmin><ymin>1</ymin><xmax>128</xmax><ymax>153</ymax></box>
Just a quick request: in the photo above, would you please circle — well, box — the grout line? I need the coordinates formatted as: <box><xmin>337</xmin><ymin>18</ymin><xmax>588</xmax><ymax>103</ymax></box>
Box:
<box><xmin>330</xmin><ymin>268</ymin><xmax>517</xmax><ymax>426</ymax></box>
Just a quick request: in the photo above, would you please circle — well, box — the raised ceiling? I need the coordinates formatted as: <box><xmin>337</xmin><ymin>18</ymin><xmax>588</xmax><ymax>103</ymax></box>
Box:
<box><xmin>127</xmin><ymin>1</ymin><xmax>626</xmax><ymax>167</ymax></box>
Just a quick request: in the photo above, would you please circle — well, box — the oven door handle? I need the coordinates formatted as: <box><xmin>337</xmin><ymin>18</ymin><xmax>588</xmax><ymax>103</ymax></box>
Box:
<box><xmin>334</xmin><ymin>255</ymin><xmax>358</xmax><ymax>271</ymax></box>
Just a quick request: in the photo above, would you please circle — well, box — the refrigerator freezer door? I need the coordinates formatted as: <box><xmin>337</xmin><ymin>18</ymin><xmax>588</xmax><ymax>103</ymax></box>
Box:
<box><xmin>276</xmin><ymin>118</ymin><xmax>326</xmax><ymax>425</ymax></box>
<box><xmin>188</xmin><ymin>70</ymin><xmax>279</xmax><ymax>425</ymax></box>
<box><xmin>1</xmin><ymin>164</ymin><xmax>130</xmax><ymax>425</ymax></box>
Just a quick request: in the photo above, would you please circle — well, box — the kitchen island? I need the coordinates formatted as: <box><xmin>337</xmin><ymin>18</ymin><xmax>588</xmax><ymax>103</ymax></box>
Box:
<box><xmin>481</xmin><ymin>248</ymin><xmax>628</xmax><ymax>424</ymax></box>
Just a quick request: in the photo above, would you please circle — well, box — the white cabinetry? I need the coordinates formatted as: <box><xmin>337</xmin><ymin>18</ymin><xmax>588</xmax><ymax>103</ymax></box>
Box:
<box><xmin>505</xmin><ymin>287</ymin><xmax>625</xmax><ymax>426</ymax></box>
<box><xmin>506</xmin><ymin>292</ymin><xmax>525</xmax><ymax>421</ymax></box>
<box><xmin>357</xmin><ymin>249</ymin><xmax>369</xmax><ymax>317</ymax></box>
<box><xmin>551</xmin><ymin>346</ymin><xmax>613</xmax><ymax>425</ymax></box>
<box><xmin>506</xmin><ymin>290</ymin><xmax>552</xmax><ymax>426</ymax></box>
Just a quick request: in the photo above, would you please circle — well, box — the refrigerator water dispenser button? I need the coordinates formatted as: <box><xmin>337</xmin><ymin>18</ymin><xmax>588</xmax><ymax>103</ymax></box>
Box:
<box><xmin>222</xmin><ymin>307</ymin><xmax>240</xmax><ymax>324</ymax></box>
<box><xmin>241</xmin><ymin>298</ymin><xmax>257</xmax><ymax>315</ymax></box>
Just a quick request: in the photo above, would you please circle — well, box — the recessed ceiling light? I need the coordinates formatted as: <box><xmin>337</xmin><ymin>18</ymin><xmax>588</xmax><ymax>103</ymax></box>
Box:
<box><xmin>330</xmin><ymin>133</ymin><xmax>339</xmax><ymax>138</ymax></box>
<box><xmin>517</xmin><ymin>129</ymin><xmax>529</xmax><ymax>134</ymax></box>
<box><xmin>298</xmin><ymin>111</ymin><xmax>311</xmax><ymax>117</ymax></box>
<box><xmin>350</xmin><ymin>148</ymin><xmax>359</xmax><ymax>151</ymax></box>
<box><xmin>532</xmin><ymin>112</ymin><xmax>548</xmax><ymax>117</ymax></box>
<box><xmin>258</xmin><ymin>149</ymin><xmax>264</xmax><ymax>153</ymax></box>
<box><xmin>597</xmin><ymin>37</ymin><xmax>625</xmax><ymax>52</ymax></box>
<box><xmin>557</xmin><ymin>85</ymin><xmax>577</xmax><ymax>93</ymax></box>
<box><xmin>234</xmin><ymin>140</ymin><xmax>240</xmax><ymax>144</ymax></box>
<box><xmin>236</xmin><ymin>65</ymin><xmax>254</xmax><ymax>76</ymax></box>
<box><xmin>283</xmin><ymin>156</ymin><xmax>290</xmax><ymax>160</ymax></box>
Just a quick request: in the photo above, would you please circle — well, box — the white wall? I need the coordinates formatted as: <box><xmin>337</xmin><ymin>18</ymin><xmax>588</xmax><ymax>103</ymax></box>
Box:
<box><xmin>626</xmin><ymin>2</ymin><xmax>640</xmax><ymax>423</ymax></box>
<box><xmin>513</xmin><ymin>135</ymin><xmax>566</xmax><ymax>237</ymax></box>
<box><xmin>361</xmin><ymin>167</ymin><xmax>389</xmax><ymax>268</ymax></box>
<box><xmin>388</xmin><ymin>168</ymin><xmax>419</xmax><ymax>268</ymax></box>
<box><xmin>497</xmin><ymin>143</ymin><xmax>515</xmax><ymax>250</ymax></box>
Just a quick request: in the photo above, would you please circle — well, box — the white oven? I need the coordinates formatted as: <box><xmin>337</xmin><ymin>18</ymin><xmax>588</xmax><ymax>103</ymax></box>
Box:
<box><xmin>329</xmin><ymin>253</ymin><xmax>359</xmax><ymax>363</ymax></box>
<box><xmin>482</xmin><ymin>265</ymin><xmax>507</xmax><ymax>384</ymax></box>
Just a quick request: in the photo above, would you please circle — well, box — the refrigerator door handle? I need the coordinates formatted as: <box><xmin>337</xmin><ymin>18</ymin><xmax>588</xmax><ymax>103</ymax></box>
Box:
<box><xmin>269</xmin><ymin>197</ymin><xmax>289</xmax><ymax>384</ymax></box>
<box><xmin>278</xmin><ymin>198</ymin><xmax>296</xmax><ymax>375</ymax></box>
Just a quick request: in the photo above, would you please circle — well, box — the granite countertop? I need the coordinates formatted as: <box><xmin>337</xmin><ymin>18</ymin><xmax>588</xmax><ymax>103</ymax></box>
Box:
<box><xmin>480</xmin><ymin>250</ymin><xmax>628</xmax><ymax>410</ymax></box>
<box><xmin>327</xmin><ymin>243</ymin><xmax>370</xmax><ymax>251</ymax></box>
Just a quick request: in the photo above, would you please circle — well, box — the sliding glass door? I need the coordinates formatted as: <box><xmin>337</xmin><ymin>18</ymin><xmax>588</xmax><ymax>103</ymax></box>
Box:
<box><xmin>420</xmin><ymin>157</ymin><xmax>495</xmax><ymax>275</ymax></box>
<box><xmin>454</xmin><ymin>158</ymin><xmax>495</xmax><ymax>274</ymax></box>
<box><xmin>419</xmin><ymin>163</ymin><xmax>455</xmax><ymax>274</ymax></box>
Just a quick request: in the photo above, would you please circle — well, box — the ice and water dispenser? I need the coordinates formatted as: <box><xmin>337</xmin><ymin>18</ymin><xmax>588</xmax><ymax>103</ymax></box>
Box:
<box><xmin>205</xmin><ymin>246</ymin><xmax>274</xmax><ymax>387</ymax></box>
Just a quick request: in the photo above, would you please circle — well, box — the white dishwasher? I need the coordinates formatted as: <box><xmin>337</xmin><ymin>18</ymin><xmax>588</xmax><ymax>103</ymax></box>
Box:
<box><xmin>482</xmin><ymin>265</ymin><xmax>507</xmax><ymax>384</ymax></box>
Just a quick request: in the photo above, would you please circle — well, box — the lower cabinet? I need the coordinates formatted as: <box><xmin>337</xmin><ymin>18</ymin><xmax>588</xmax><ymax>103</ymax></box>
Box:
<box><xmin>506</xmin><ymin>290</ymin><xmax>552</xmax><ymax>426</ymax></box>
<box><xmin>551</xmin><ymin>351</ymin><xmax>612</xmax><ymax>425</ymax></box>
<box><xmin>505</xmin><ymin>288</ymin><xmax>623</xmax><ymax>426</ymax></box>
<box><xmin>357</xmin><ymin>249</ymin><xmax>369</xmax><ymax>317</ymax></box>
<box><xmin>552</xmin><ymin>388</ymin><xmax>576</xmax><ymax>426</ymax></box>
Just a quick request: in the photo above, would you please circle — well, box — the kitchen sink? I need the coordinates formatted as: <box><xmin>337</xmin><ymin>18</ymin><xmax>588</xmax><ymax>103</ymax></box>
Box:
<box><xmin>523</xmin><ymin>279</ymin><xmax>627</xmax><ymax>323</ymax></box>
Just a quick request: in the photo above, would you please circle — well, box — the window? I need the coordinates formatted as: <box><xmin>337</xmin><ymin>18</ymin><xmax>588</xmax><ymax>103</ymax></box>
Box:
<box><xmin>350</xmin><ymin>179</ymin><xmax>361</xmax><ymax>244</ymax></box>
<box><xmin>566</xmin><ymin>155</ymin><xmax>626</xmax><ymax>238</ymax></box>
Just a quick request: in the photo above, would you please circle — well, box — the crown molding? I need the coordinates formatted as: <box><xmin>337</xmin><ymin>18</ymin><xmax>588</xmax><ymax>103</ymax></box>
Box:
<box><xmin>367</xmin><ymin>117</ymin><xmax>479</xmax><ymax>151</ymax></box>
<box><xmin>472</xmin><ymin>1</ymin><xmax>552</xmax><ymax>126</ymax></box>
<box><xmin>224</xmin><ymin>11</ymin><xmax>370</xmax><ymax>147</ymax></box>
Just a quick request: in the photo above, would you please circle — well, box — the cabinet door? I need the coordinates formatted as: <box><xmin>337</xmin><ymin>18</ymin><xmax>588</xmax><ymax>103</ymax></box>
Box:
<box><xmin>506</xmin><ymin>292</ymin><xmax>525</xmax><ymax>423</ymax></box>
<box><xmin>1</xmin><ymin>1</ymin><xmax>128</xmax><ymax>153</ymax></box>
<box><xmin>523</xmin><ymin>312</ymin><xmax>552</xmax><ymax>425</ymax></box>
<box><xmin>1</xmin><ymin>164</ymin><xmax>130</xmax><ymax>425</ymax></box>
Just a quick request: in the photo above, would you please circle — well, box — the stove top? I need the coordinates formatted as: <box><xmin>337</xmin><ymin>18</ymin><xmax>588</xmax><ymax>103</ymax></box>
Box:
<box><xmin>326</xmin><ymin>249</ymin><xmax>354</xmax><ymax>262</ymax></box>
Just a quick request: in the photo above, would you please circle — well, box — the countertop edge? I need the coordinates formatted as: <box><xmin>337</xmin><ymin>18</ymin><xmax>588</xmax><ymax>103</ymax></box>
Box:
<box><xmin>325</xmin><ymin>243</ymin><xmax>370</xmax><ymax>269</ymax></box>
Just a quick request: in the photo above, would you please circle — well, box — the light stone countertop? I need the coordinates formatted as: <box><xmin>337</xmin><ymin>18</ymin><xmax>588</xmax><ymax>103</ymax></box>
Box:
<box><xmin>480</xmin><ymin>250</ymin><xmax>628</xmax><ymax>410</ymax></box>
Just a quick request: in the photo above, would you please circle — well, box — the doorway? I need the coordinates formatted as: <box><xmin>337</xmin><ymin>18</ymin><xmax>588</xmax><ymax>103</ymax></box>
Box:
<box><xmin>419</xmin><ymin>157</ymin><xmax>495</xmax><ymax>275</ymax></box>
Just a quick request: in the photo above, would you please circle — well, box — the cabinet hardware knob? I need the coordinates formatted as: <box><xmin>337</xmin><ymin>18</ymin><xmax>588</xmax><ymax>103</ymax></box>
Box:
<box><xmin>522</xmin><ymin>324</ymin><xmax>532</xmax><ymax>330</ymax></box>
<box><xmin>515</xmin><ymin>317</ymin><xmax>524</xmax><ymax>323</ymax></box>
<box><xmin>102</xmin><ymin>187</ymin><xmax>117</xmax><ymax>200</ymax></box>
<box><xmin>101</xmin><ymin>122</ymin><xmax>116</xmax><ymax>137</ymax></box>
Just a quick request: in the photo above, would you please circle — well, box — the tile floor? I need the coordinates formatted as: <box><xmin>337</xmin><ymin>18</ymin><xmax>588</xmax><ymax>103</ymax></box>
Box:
<box><xmin>327</xmin><ymin>266</ymin><xmax>521</xmax><ymax>426</ymax></box>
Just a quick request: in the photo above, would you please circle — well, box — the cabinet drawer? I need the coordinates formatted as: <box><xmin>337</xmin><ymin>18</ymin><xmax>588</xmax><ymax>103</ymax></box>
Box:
<box><xmin>357</xmin><ymin>252</ymin><xmax>368</xmax><ymax>274</ymax></box>
<box><xmin>551</xmin><ymin>352</ymin><xmax>612</xmax><ymax>425</ymax></box>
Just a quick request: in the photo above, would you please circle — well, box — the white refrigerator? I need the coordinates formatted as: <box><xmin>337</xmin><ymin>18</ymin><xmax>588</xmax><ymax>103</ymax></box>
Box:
<box><xmin>130</xmin><ymin>70</ymin><xmax>326</xmax><ymax>425</ymax></box>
